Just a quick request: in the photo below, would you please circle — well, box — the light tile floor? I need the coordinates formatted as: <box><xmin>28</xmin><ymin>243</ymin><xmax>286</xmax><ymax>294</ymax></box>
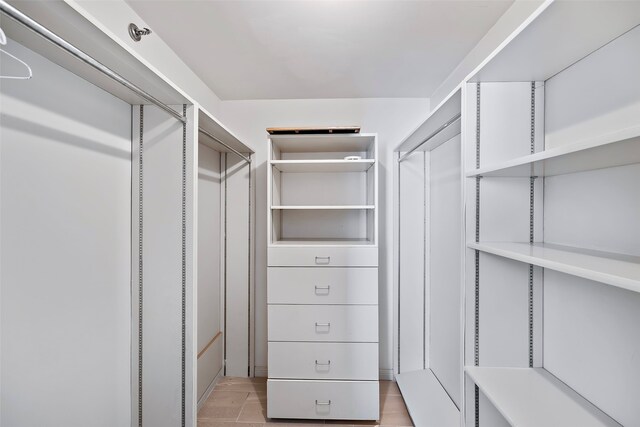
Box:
<box><xmin>198</xmin><ymin>377</ymin><xmax>414</xmax><ymax>427</ymax></box>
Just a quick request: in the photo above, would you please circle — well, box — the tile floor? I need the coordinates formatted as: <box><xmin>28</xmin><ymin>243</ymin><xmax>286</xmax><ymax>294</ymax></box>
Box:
<box><xmin>198</xmin><ymin>377</ymin><xmax>413</xmax><ymax>427</ymax></box>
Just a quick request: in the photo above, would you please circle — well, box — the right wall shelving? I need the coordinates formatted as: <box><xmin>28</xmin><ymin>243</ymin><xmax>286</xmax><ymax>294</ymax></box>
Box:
<box><xmin>463</xmin><ymin>1</ymin><xmax>640</xmax><ymax>426</ymax></box>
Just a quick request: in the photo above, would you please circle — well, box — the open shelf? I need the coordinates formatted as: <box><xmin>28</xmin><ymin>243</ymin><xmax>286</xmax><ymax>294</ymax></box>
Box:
<box><xmin>270</xmin><ymin>159</ymin><xmax>375</xmax><ymax>173</ymax></box>
<box><xmin>271</xmin><ymin>205</ymin><xmax>374</xmax><ymax>210</ymax></box>
<box><xmin>396</xmin><ymin>369</ymin><xmax>459</xmax><ymax>427</ymax></box>
<box><xmin>466</xmin><ymin>127</ymin><xmax>640</xmax><ymax>177</ymax></box>
<box><xmin>468</xmin><ymin>242</ymin><xmax>640</xmax><ymax>294</ymax></box>
<box><xmin>469</xmin><ymin>1</ymin><xmax>640</xmax><ymax>82</ymax></box>
<box><xmin>466</xmin><ymin>367</ymin><xmax>620</xmax><ymax>427</ymax></box>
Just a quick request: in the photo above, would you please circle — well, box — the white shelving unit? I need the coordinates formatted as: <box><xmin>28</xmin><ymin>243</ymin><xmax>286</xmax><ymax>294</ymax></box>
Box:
<box><xmin>267</xmin><ymin>133</ymin><xmax>379</xmax><ymax>421</ymax></box>
<box><xmin>462</xmin><ymin>2</ymin><xmax>640</xmax><ymax>426</ymax></box>
<box><xmin>468</xmin><ymin>242</ymin><xmax>640</xmax><ymax>294</ymax></box>
<box><xmin>465</xmin><ymin>367</ymin><xmax>620</xmax><ymax>427</ymax></box>
<box><xmin>394</xmin><ymin>88</ymin><xmax>463</xmax><ymax>427</ymax></box>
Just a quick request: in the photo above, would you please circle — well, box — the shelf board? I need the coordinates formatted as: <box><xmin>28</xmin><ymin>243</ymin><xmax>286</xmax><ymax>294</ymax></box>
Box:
<box><xmin>270</xmin><ymin>159</ymin><xmax>375</xmax><ymax>173</ymax></box>
<box><xmin>468</xmin><ymin>242</ymin><xmax>640</xmax><ymax>294</ymax></box>
<box><xmin>396</xmin><ymin>369</ymin><xmax>459</xmax><ymax>427</ymax></box>
<box><xmin>270</xmin><ymin>134</ymin><xmax>375</xmax><ymax>153</ymax></box>
<box><xmin>466</xmin><ymin>127</ymin><xmax>640</xmax><ymax>177</ymax></box>
<box><xmin>469</xmin><ymin>1</ymin><xmax>640</xmax><ymax>82</ymax></box>
<box><xmin>271</xmin><ymin>238</ymin><xmax>374</xmax><ymax>247</ymax></box>
<box><xmin>271</xmin><ymin>205</ymin><xmax>374</xmax><ymax>210</ymax></box>
<box><xmin>466</xmin><ymin>367</ymin><xmax>621</xmax><ymax>427</ymax></box>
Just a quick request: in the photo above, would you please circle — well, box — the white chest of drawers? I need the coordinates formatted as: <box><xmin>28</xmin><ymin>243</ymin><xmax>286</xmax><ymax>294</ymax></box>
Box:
<box><xmin>267</xmin><ymin>133</ymin><xmax>379</xmax><ymax>421</ymax></box>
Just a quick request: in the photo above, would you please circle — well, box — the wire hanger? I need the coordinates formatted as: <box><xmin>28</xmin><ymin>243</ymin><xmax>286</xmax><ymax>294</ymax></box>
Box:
<box><xmin>0</xmin><ymin>26</ymin><xmax>33</xmax><ymax>80</ymax></box>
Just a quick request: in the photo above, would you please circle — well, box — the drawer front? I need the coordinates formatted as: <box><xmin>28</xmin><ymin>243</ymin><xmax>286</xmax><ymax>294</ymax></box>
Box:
<box><xmin>268</xmin><ymin>342</ymin><xmax>378</xmax><ymax>380</ymax></box>
<box><xmin>268</xmin><ymin>305</ymin><xmax>378</xmax><ymax>342</ymax></box>
<box><xmin>268</xmin><ymin>246</ymin><xmax>378</xmax><ymax>267</ymax></box>
<box><xmin>268</xmin><ymin>267</ymin><xmax>378</xmax><ymax>305</ymax></box>
<box><xmin>267</xmin><ymin>379</ymin><xmax>379</xmax><ymax>420</ymax></box>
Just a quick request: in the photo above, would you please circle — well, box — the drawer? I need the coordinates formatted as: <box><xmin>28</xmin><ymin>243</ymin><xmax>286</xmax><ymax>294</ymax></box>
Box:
<box><xmin>268</xmin><ymin>267</ymin><xmax>378</xmax><ymax>305</ymax></box>
<box><xmin>268</xmin><ymin>342</ymin><xmax>378</xmax><ymax>380</ymax></box>
<box><xmin>267</xmin><ymin>379</ymin><xmax>379</xmax><ymax>420</ymax></box>
<box><xmin>268</xmin><ymin>305</ymin><xmax>378</xmax><ymax>342</ymax></box>
<box><xmin>268</xmin><ymin>246</ymin><xmax>378</xmax><ymax>267</ymax></box>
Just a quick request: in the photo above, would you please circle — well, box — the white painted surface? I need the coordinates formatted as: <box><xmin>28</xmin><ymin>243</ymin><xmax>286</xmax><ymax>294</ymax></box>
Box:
<box><xmin>470</xmin><ymin>1</ymin><xmax>640</xmax><ymax>82</ymax></box>
<box><xmin>467</xmin><ymin>129</ymin><xmax>640</xmax><ymax>177</ymax></box>
<box><xmin>126</xmin><ymin>0</ymin><xmax>512</xmax><ymax>99</ymax></box>
<box><xmin>544</xmin><ymin>271</ymin><xmax>640</xmax><ymax>427</ymax></box>
<box><xmin>466</xmin><ymin>367</ymin><xmax>621</xmax><ymax>427</ymax></box>
<box><xmin>396</xmin><ymin>369</ymin><xmax>460</xmax><ymax>427</ymax></box>
<box><xmin>268</xmin><ymin>305</ymin><xmax>378</xmax><ymax>343</ymax></box>
<box><xmin>544</xmin><ymin>165</ymin><xmax>640</xmax><ymax>257</ymax></box>
<box><xmin>469</xmin><ymin>242</ymin><xmax>640</xmax><ymax>293</ymax></box>
<box><xmin>224</xmin><ymin>153</ymin><xmax>252</xmax><ymax>377</ymax></box>
<box><xmin>197</xmin><ymin>143</ymin><xmax>223</xmax><ymax>400</ymax></box>
<box><xmin>134</xmin><ymin>104</ymin><xmax>185</xmax><ymax>427</ymax></box>
<box><xmin>268</xmin><ymin>245</ymin><xmax>378</xmax><ymax>267</ymax></box>
<box><xmin>398</xmin><ymin>151</ymin><xmax>426</xmax><ymax>373</ymax></box>
<box><xmin>267</xmin><ymin>267</ymin><xmax>378</xmax><ymax>305</ymax></box>
<box><xmin>271</xmin><ymin>159</ymin><xmax>375</xmax><ymax>173</ymax></box>
<box><xmin>1</xmin><ymin>40</ymin><xmax>131</xmax><ymax>426</ymax></box>
<box><xmin>218</xmin><ymin>97</ymin><xmax>429</xmax><ymax>379</ymax></box>
<box><xmin>268</xmin><ymin>342</ymin><xmax>378</xmax><ymax>380</ymax></box>
<box><xmin>429</xmin><ymin>135</ymin><xmax>462</xmax><ymax>406</ymax></box>
<box><xmin>267</xmin><ymin>380</ymin><xmax>379</xmax><ymax>420</ymax></box>
<box><xmin>67</xmin><ymin>0</ymin><xmax>222</xmax><ymax>115</ymax></box>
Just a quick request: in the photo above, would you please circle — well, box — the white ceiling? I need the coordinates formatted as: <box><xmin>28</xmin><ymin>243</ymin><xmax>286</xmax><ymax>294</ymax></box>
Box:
<box><xmin>126</xmin><ymin>0</ymin><xmax>513</xmax><ymax>100</ymax></box>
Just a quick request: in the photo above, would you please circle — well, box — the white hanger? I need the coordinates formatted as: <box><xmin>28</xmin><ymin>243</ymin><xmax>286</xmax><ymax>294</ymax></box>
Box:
<box><xmin>0</xmin><ymin>26</ymin><xmax>33</xmax><ymax>80</ymax></box>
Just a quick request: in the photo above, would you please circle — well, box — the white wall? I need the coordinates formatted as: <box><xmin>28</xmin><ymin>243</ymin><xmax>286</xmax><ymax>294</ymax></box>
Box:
<box><xmin>218</xmin><ymin>97</ymin><xmax>429</xmax><ymax>375</ymax></box>
<box><xmin>1</xmin><ymin>40</ymin><xmax>131</xmax><ymax>426</ymax></box>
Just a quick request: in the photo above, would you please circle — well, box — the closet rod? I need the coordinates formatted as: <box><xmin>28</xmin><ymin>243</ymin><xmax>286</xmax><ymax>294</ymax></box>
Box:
<box><xmin>398</xmin><ymin>113</ymin><xmax>461</xmax><ymax>162</ymax></box>
<box><xmin>199</xmin><ymin>128</ymin><xmax>251</xmax><ymax>164</ymax></box>
<box><xmin>0</xmin><ymin>0</ymin><xmax>186</xmax><ymax>124</ymax></box>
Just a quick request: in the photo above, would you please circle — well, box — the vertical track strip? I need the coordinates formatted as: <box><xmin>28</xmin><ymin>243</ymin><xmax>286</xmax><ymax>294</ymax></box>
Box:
<box><xmin>423</xmin><ymin>152</ymin><xmax>427</xmax><ymax>370</ymax></box>
<box><xmin>528</xmin><ymin>82</ymin><xmax>536</xmax><ymax>368</ymax></box>
<box><xmin>181</xmin><ymin>104</ymin><xmax>187</xmax><ymax>427</ymax></box>
<box><xmin>475</xmin><ymin>83</ymin><xmax>481</xmax><ymax>427</ymax></box>
<box><xmin>223</xmin><ymin>153</ymin><xmax>228</xmax><ymax>375</ymax></box>
<box><xmin>138</xmin><ymin>105</ymin><xmax>144</xmax><ymax>427</ymax></box>
<box><xmin>248</xmin><ymin>154</ymin><xmax>252</xmax><ymax>376</ymax></box>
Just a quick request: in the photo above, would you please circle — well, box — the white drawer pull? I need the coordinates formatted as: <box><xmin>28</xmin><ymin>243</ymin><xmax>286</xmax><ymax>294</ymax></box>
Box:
<box><xmin>315</xmin><ymin>322</ymin><xmax>331</xmax><ymax>332</ymax></box>
<box><xmin>315</xmin><ymin>360</ymin><xmax>331</xmax><ymax>366</ymax></box>
<box><xmin>314</xmin><ymin>285</ymin><xmax>330</xmax><ymax>294</ymax></box>
<box><xmin>315</xmin><ymin>400</ymin><xmax>331</xmax><ymax>406</ymax></box>
<box><xmin>315</xmin><ymin>256</ymin><xmax>331</xmax><ymax>265</ymax></box>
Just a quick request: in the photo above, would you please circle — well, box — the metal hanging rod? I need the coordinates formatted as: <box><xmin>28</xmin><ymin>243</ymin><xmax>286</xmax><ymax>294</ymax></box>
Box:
<box><xmin>398</xmin><ymin>113</ymin><xmax>462</xmax><ymax>163</ymax></box>
<box><xmin>0</xmin><ymin>0</ymin><xmax>186</xmax><ymax>124</ymax></box>
<box><xmin>199</xmin><ymin>128</ymin><xmax>252</xmax><ymax>164</ymax></box>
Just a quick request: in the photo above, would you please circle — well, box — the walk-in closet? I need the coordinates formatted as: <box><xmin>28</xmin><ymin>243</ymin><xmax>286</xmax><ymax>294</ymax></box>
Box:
<box><xmin>1</xmin><ymin>0</ymin><xmax>639</xmax><ymax>426</ymax></box>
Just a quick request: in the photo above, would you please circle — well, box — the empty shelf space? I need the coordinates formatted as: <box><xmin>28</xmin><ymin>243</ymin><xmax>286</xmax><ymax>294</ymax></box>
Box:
<box><xmin>466</xmin><ymin>127</ymin><xmax>640</xmax><ymax>177</ymax></box>
<box><xmin>271</xmin><ymin>238</ymin><xmax>374</xmax><ymax>246</ymax></box>
<box><xmin>468</xmin><ymin>242</ymin><xmax>640</xmax><ymax>293</ymax></box>
<box><xmin>466</xmin><ymin>367</ymin><xmax>621</xmax><ymax>427</ymax></box>
<box><xmin>270</xmin><ymin>159</ymin><xmax>375</xmax><ymax>173</ymax></box>
<box><xmin>271</xmin><ymin>205</ymin><xmax>375</xmax><ymax>210</ymax></box>
<box><xmin>396</xmin><ymin>369</ymin><xmax>459</xmax><ymax>427</ymax></box>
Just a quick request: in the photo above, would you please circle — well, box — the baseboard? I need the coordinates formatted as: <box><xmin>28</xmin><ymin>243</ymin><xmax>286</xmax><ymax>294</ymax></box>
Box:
<box><xmin>379</xmin><ymin>369</ymin><xmax>395</xmax><ymax>381</ymax></box>
<box><xmin>197</xmin><ymin>369</ymin><xmax>223</xmax><ymax>411</ymax></box>
<box><xmin>253</xmin><ymin>366</ymin><xmax>395</xmax><ymax>381</ymax></box>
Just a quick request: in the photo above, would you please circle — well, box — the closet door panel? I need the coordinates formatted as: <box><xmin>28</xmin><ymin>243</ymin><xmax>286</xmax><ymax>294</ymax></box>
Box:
<box><xmin>224</xmin><ymin>153</ymin><xmax>252</xmax><ymax>377</ymax></box>
<box><xmin>197</xmin><ymin>144</ymin><xmax>222</xmax><ymax>401</ymax></box>
<box><xmin>429</xmin><ymin>135</ymin><xmax>462</xmax><ymax>406</ymax></box>
<box><xmin>0</xmin><ymin>40</ymin><xmax>131</xmax><ymax>426</ymax></box>
<box><xmin>398</xmin><ymin>152</ymin><xmax>426</xmax><ymax>372</ymax></box>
